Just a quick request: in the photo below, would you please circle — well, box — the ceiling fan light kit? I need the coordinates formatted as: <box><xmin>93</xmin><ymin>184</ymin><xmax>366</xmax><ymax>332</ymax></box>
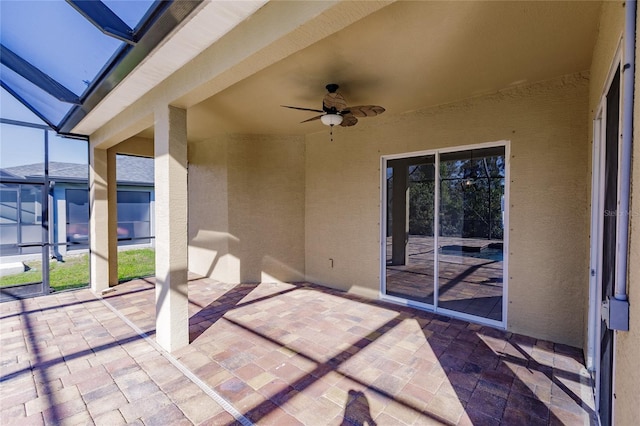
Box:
<box><xmin>321</xmin><ymin>114</ymin><xmax>343</xmax><ymax>126</ymax></box>
<box><xmin>282</xmin><ymin>83</ymin><xmax>385</xmax><ymax>141</ymax></box>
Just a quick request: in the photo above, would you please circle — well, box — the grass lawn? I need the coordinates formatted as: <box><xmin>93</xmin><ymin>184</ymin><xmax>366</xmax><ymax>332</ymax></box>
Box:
<box><xmin>0</xmin><ymin>248</ymin><xmax>155</xmax><ymax>292</ymax></box>
<box><xmin>117</xmin><ymin>249</ymin><xmax>156</xmax><ymax>283</ymax></box>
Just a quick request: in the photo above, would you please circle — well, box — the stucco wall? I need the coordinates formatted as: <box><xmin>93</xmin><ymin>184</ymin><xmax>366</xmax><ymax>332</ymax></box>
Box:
<box><xmin>112</xmin><ymin>136</ymin><xmax>154</xmax><ymax>158</ymax></box>
<box><xmin>188</xmin><ymin>134</ymin><xmax>306</xmax><ymax>284</ymax></box>
<box><xmin>589</xmin><ymin>2</ymin><xmax>625</xmax><ymax>116</ymax></box>
<box><xmin>305</xmin><ymin>73</ymin><xmax>590</xmax><ymax>346</ymax></box>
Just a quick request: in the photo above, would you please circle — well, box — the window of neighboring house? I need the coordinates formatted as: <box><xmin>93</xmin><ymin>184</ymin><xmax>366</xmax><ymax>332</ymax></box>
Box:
<box><xmin>0</xmin><ymin>188</ymin><xmax>19</xmax><ymax>255</ymax></box>
<box><xmin>20</xmin><ymin>186</ymin><xmax>42</xmax><ymax>225</ymax></box>
<box><xmin>66</xmin><ymin>189</ymin><xmax>89</xmax><ymax>250</ymax></box>
<box><xmin>0</xmin><ymin>188</ymin><xmax>18</xmax><ymax>223</ymax></box>
<box><xmin>117</xmin><ymin>191</ymin><xmax>151</xmax><ymax>245</ymax></box>
<box><xmin>19</xmin><ymin>186</ymin><xmax>43</xmax><ymax>255</ymax></box>
<box><xmin>0</xmin><ymin>186</ymin><xmax>43</xmax><ymax>256</ymax></box>
<box><xmin>65</xmin><ymin>189</ymin><xmax>152</xmax><ymax>248</ymax></box>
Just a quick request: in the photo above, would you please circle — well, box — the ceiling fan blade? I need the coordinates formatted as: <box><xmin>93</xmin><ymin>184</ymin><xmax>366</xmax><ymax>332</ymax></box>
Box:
<box><xmin>282</xmin><ymin>105</ymin><xmax>324</xmax><ymax>113</ymax></box>
<box><xmin>300</xmin><ymin>114</ymin><xmax>323</xmax><ymax>123</ymax></box>
<box><xmin>323</xmin><ymin>92</ymin><xmax>347</xmax><ymax>112</ymax></box>
<box><xmin>340</xmin><ymin>113</ymin><xmax>358</xmax><ymax>127</ymax></box>
<box><xmin>347</xmin><ymin>105</ymin><xmax>385</xmax><ymax>117</ymax></box>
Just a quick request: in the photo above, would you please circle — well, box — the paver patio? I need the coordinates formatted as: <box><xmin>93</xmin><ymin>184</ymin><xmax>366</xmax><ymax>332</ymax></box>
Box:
<box><xmin>1</xmin><ymin>275</ymin><xmax>597</xmax><ymax>425</ymax></box>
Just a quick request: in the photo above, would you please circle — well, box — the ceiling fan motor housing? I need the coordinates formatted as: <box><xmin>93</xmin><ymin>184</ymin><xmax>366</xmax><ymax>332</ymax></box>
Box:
<box><xmin>325</xmin><ymin>83</ymin><xmax>339</xmax><ymax>93</ymax></box>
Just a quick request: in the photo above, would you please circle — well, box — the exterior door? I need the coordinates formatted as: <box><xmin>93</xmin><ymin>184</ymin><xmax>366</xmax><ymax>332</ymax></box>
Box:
<box><xmin>382</xmin><ymin>143</ymin><xmax>507</xmax><ymax>327</ymax></box>
<box><xmin>590</xmin><ymin>66</ymin><xmax>620</xmax><ymax>426</ymax></box>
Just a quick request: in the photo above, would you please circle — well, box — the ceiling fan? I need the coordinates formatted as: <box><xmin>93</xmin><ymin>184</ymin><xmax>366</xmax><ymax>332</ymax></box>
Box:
<box><xmin>282</xmin><ymin>84</ymin><xmax>385</xmax><ymax>139</ymax></box>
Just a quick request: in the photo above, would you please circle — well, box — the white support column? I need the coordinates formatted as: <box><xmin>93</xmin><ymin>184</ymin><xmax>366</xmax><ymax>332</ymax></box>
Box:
<box><xmin>154</xmin><ymin>105</ymin><xmax>189</xmax><ymax>352</ymax></box>
<box><xmin>89</xmin><ymin>146</ymin><xmax>110</xmax><ymax>293</ymax></box>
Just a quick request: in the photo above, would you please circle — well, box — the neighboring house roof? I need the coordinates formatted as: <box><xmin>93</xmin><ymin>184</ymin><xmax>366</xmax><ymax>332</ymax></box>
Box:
<box><xmin>114</xmin><ymin>155</ymin><xmax>155</xmax><ymax>185</ymax></box>
<box><xmin>0</xmin><ymin>169</ymin><xmax>21</xmax><ymax>179</ymax></box>
<box><xmin>0</xmin><ymin>156</ymin><xmax>154</xmax><ymax>185</ymax></box>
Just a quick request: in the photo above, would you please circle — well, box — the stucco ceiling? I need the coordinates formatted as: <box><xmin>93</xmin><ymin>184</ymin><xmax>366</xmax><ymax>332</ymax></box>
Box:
<box><xmin>139</xmin><ymin>0</ymin><xmax>603</xmax><ymax>141</ymax></box>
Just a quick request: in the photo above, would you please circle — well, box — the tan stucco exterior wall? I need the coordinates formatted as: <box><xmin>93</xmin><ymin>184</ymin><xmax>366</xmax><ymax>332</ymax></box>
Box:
<box><xmin>111</xmin><ymin>136</ymin><xmax>154</xmax><ymax>158</ymax></box>
<box><xmin>589</xmin><ymin>2</ymin><xmax>625</xmax><ymax>119</ymax></box>
<box><xmin>305</xmin><ymin>73</ymin><xmax>590</xmax><ymax>347</ymax></box>
<box><xmin>611</xmin><ymin>5</ymin><xmax>640</xmax><ymax>424</ymax></box>
<box><xmin>188</xmin><ymin>134</ymin><xmax>306</xmax><ymax>284</ymax></box>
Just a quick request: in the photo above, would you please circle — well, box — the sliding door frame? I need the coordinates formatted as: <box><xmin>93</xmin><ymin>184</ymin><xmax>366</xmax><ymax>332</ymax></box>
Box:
<box><xmin>380</xmin><ymin>140</ymin><xmax>510</xmax><ymax>329</ymax></box>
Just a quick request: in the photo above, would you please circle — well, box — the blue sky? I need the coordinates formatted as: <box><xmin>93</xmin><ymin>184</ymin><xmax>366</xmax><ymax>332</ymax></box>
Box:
<box><xmin>1</xmin><ymin>87</ymin><xmax>88</xmax><ymax>168</ymax></box>
<box><xmin>0</xmin><ymin>0</ymin><xmax>155</xmax><ymax>130</ymax></box>
<box><xmin>1</xmin><ymin>1</ymin><xmax>159</xmax><ymax>170</ymax></box>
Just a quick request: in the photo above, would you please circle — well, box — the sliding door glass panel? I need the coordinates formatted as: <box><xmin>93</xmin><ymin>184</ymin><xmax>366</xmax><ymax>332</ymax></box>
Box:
<box><xmin>385</xmin><ymin>155</ymin><xmax>436</xmax><ymax>304</ymax></box>
<box><xmin>438</xmin><ymin>147</ymin><xmax>505</xmax><ymax>321</ymax></box>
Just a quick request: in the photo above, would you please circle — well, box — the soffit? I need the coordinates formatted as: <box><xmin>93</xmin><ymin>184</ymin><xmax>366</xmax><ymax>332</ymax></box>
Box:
<box><xmin>72</xmin><ymin>0</ymin><xmax>268</xmax><ymax>136</ymax></box>
<box><xmin>183</xmin><ymin>0</ymin><xmax>602</xmax><ymax>139</ymax></box>
<box><xmin>86</xmin><ymin>0</ymin><xmax>395</xmax><ymax>146</ymax></box>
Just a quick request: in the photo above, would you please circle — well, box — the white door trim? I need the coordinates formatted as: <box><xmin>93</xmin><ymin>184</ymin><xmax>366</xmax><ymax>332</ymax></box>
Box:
<box><xmin>587</xmin><ymin>40</ymin><xmax>623</xmax><ymax>421</ymax></box>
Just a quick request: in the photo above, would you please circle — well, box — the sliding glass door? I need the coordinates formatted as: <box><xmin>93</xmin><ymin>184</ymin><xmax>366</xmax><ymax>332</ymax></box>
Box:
<box><xmin>437</xmin><ymin>148</ymin><xmax>505</xmax><ymax>321</ymax></box>
<box><xmin>386</xmin><ymin>155</ymin><xmax>436</xmax><ymax>304</ymax></box>
<box><xmin>383</xmin><ymin>144</ymin><xmax>507</xmax><ymax>325</ymax></box>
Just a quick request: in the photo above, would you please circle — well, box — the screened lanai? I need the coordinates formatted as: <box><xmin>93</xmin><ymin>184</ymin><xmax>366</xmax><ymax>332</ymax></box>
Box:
<box><xmin>0</xmin><ymin>0</ymin><xmax>200</xmax><ymax>133</ymax></box>
<box><xmin>1</xmin><ymin>2</ymin><xmax>638</xmax><ymax>425</ymax></box>
<box><xmin>0</xmin><ymin>1</ymin><xmax>179</xmax><ymax>299</ymax></box>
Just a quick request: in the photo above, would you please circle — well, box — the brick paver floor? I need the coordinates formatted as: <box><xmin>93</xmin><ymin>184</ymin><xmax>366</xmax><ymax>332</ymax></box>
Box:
<box><xmin>1</xmin><ymin>275</ymin><xmax>597</xmax><ymax>425</ymax></box>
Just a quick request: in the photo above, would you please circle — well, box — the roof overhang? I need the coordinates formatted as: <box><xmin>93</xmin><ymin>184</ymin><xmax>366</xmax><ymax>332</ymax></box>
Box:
<box><xmin>69</xmin><ymin>0</ymin><xmax>268</xmax><ymax>136</ymax></box>
<box><xmin>72</xmin><ymin>1</ymin><xmax>601</xmax><ymax>145</ymax></box>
